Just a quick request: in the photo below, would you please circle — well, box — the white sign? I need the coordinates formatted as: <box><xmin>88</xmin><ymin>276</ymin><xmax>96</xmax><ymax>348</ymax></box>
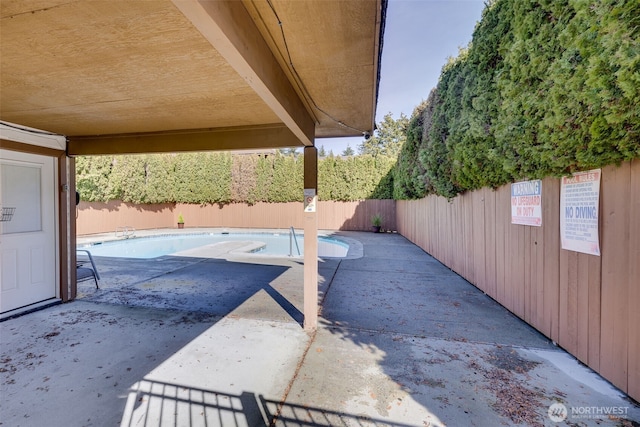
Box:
<box><xmin>303</xmin><ymin>188</ymin><xmax>316</xmax><ymax>213</ymax></box>
<box><xmin>560</xmin><ymin>169</ymin><xmax>601</xmax><ymax>256</ymax></box>
<box><xmin>511</xmin><ymin>180</ymin><xmax>542</xmax><ymax>226</ymax></box>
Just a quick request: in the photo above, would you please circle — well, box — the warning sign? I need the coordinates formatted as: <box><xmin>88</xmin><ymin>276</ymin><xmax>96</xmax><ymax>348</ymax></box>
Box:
<box><xmin>511</xmin><ymin>180</ymin><xmax>542</xmax><ymax>226</ymax></box>
<box><xmin>304</xmin><ymin>189</ymin><xmax>316</xmax><ymax>213</ymax></box>
<box><xmin>560</xmin><ymin>169</ymin><xmax>601</xmax><ymax>256</ymax></box>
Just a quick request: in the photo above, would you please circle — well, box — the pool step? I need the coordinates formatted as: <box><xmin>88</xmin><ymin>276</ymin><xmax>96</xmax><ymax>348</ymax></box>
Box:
<box><xmin>171</xmin><ymin>241</ymin><xmax>266</xmax><ymax>258</ymax></box>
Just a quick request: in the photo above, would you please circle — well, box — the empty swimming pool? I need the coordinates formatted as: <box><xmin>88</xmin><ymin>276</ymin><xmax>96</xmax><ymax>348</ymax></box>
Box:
<box><xmin>78</xmin><ymin>232</ymin><xmax>349</xmax><ymax>258</ymax></box>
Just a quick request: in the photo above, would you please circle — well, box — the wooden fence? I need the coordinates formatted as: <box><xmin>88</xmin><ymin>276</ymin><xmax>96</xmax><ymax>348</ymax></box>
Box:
<box><xmin>397</xmin><ymin>159</ymin><xmax>640</xmax><ymax>401</ymax></box>
<box><xmin>76</xmin><ymin>199</ymin><xmax>396</xmax><ymax>235</ymax></box>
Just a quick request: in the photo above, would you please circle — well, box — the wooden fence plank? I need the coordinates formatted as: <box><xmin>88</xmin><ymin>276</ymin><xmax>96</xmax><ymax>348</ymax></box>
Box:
<box><xmin>524</xmin><ymin>225</ymin><xmax>532</xmax><ymax>323</ymax></box>
<box><xmin>531</xmin><ymin>223</ymin><xmax>545</xmax><ymax>332</ymax></box>
<box><xmin>513</xmin><ymin>223</ymin><xmax>526</xmax><ymax>319</ymax></box>
<box><xmin>425</xmin><ymin>199</ymin><xmax>431</xmax><ymax>253</ymax></box>
<box><xmin>495</xmin><ymin>185</ymin><xmax>508</xmax><ymax>306</ymax></box>
<box><xmin>457</xmin><ymin>197</ymin><xmax>467</xmax><ymax>275</ymax></box>
<box><xmin>504</xmin><ymin>188</ymin><xmax>515</xmax><ymax>311</ymax></box>
<box><xmin>448</xmin><ymin>198</ymin><xmax>456</xmax><ymax>270</ymax></box>
<box><xmin>600</xmin><ymin>163</ymin><xmax>631</xmax><ymax>392</ymax></box>
<box><xmin>437</xmin><ymin>198</ymin><xmax>445</xmax><ymax>263</ymax></box>
<box><xmin>473</xmin><ymin>191</ymin><xmax>487</xmax><ymax>291</ymax></box>
<box><xmin>459</xmin><ymin>197</ymin><xmax>465</xmax><ymax>274</ymax></box>
<box><xmin>576</xmin><ymin>253</ymin><xmax>592</xmax><ymax>363</ymax></box>
<box><xmin>588</xmin><ymin>252</ymin><xmax>602</xmax><ymax>371</ymax></box>
<box><xmin>559</xmin><ymin>248</ymin><xmax>578</xmax><ymax>355</ymax></box>
<box><xmin>543</xmin><ymin>178</ymin><xmax>561</xmax><ymax>342</ymax></box>
<box><xmin>430</xmin><ymin>198</ymin><xmax>435</xmax><ymax>251</ymax></box>
<box><xmin>460</xmin><ymin>195</ymin><xmax>469</xmax><ymax>280</ymax></box>
<box><xmin>628</xmin><ymin>159</ymin><xmax>640</xmax><ymax>398</ymax></box>
<box><xmin>416</xmin><ymin>199</ymin><xmax>423</xmax><ymax>250</ymax></box>
<box><xmin>416</xmin><ymin>200</ymin><xmax>423</xmax><ymax>253</ymax></box>
<box><xmin>434</xmin><ymin>198</ymin><xmax>442</xmax><ymax>261</ymax></box>
<box><xmin>484</xmin><ymin>188</ymin><xmax>497</xmax><ymax>297</ymax></box>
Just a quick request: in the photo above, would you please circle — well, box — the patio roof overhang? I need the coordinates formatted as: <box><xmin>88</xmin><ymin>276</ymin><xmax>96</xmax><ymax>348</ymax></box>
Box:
<box><xmin>0</xmin><ymin>0</ymin><xmax>385</xmax><ymax>154</ymax></box>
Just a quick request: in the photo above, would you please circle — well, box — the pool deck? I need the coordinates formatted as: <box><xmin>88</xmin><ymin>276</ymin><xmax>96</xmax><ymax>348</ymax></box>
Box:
<box><xmin>1</xmin><ymin>230</ymin><xmax>638</xmax><ymax>426</ymax></box>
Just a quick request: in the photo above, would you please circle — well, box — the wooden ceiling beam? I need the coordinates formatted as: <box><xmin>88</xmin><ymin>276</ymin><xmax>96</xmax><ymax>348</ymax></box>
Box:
<box><xmin>172</xmin><ymin>0</ymin><xmax>315</xmax><ymax>147</ymax></box>
<box><xmin>67</xmin><ymin>124</ymin><xmax>302</xmax><ymax>156</ymax></box>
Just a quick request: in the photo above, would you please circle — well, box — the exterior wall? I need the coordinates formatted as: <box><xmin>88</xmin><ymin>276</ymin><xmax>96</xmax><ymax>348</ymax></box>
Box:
<box><xmin>76</xmin><ymin>199</ymin><xmax>396</xmax><ymax>235</ymax></box>
<box><xmin>396</xmin><ymin>159</ymin><xmax>640</xmax><ymax>401</ymax></box>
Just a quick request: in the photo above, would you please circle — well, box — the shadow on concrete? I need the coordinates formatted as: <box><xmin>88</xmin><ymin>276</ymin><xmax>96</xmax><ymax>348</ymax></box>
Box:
<box><xmin>120</xmin><ymin>378</ymin><xmax>418</xmax><ymax>427</ymax></box>
<box><xmin>79</xmin><ymin>255</ymin><xmax>306</xmax><ymax>326</ymax></box>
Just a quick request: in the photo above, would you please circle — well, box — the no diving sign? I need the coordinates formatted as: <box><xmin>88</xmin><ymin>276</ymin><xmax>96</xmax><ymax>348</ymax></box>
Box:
<box><xmin>304</xmin><ymin>189</ymin><xmax>316</xmax><ymax>213</ymax></box>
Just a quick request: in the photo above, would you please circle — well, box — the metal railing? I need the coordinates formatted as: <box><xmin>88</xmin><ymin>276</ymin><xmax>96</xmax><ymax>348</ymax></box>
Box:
<box><xmin>289</xmin><ymin>226</ymin><xmax>301</xmax><ymax>256</ymax></box>
<box><xmin>115</xmin><ymin>226</ymin><xmax>136</xmax><ymax>239</ymax></box>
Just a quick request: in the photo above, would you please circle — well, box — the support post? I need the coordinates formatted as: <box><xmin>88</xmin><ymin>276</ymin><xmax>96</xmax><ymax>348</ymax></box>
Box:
<box><xmin>303</xmin><ymin>146</ymin><xmax>318</xmax><ymax>330</ymax></box>
<box><xmin>68</xmin><ymin>156</ymin><xmax>77</xmax><ymax>300</ymax></box>
<box><xmin>57</xmin><ymin>154</ymin><xmax>76</xmax><ymax>302</ymax></box>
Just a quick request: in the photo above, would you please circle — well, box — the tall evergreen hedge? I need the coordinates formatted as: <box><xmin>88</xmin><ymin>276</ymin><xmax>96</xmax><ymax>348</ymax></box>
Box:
<box><xmin>394</xmin><ymin>0</ymin><xmax>640</xmax><ymax>199</ymax></box>
<box><xmin>76</xmin><ymin>152</ymin><xmax>395</xmax><ymax>204</ymax></box>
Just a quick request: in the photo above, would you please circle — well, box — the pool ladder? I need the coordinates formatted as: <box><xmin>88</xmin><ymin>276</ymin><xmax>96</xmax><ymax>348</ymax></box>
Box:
<box><xmin>115</xmin><ymin>226</ymin><xmax>136</xmax><ymax>239</ymax></box>
<box><xmin>289</xmin><ymin>226</ymin><xmax>301</xmax><ymax>256</ymax></box>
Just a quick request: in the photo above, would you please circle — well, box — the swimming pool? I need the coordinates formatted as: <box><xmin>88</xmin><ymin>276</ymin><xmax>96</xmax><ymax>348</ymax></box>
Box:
<box><xmin>78</xmin><ymin>232</ymin><xmax>349</xmax><ymax>259</ymax></box>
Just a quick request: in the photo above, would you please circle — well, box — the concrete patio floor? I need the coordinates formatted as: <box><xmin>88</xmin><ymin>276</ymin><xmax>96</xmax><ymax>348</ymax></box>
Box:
<box><xmin>1</xmin><ymin>231</ymin><xmax>638</xmax><ymax>427</ymax></box>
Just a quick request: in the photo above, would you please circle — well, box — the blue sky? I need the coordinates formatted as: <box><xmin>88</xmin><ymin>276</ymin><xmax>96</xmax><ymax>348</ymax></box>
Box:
<box><xmin>318</xmin><ymin>0</ymin><xmax>486</xmax><ymax>155</ymax></box>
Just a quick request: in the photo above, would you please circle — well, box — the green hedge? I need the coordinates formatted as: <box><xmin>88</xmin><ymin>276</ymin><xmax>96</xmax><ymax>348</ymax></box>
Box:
<box><xmin>76</xmin><ymin>152</ymin><xmax>395</xmax><ymax>204</ymax></box>
<box><xmin>319</xmin><ymin>155</ymin><xmax>395</xmax><ymax>201</ymax></box>
<box><xmin>77</xmin><ymin>153</ymin><xmax>233</xmax><ymax>204</ymax></box>
<box><xmin>394</xmin><ymin>0</ymin><xmax>640</xmax><ymax>199</ymax></box>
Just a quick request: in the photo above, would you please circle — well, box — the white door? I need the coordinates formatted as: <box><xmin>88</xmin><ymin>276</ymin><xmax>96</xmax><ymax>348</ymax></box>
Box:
<box><xmin>0</xmin><ymin>150</ymin><xmax>58</xmax><ymax>314</ymax></box>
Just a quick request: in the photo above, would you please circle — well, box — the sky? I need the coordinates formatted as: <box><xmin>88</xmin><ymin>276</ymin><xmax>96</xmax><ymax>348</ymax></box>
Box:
<box><xmin>318</xmin><ymin>0</ymin><xmax>487</xmax><ymax>155</ymax></box>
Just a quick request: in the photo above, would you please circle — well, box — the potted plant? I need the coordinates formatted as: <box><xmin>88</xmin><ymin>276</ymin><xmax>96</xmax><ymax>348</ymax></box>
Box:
<box><xmin>371</xmin><ymin>213</ymin><xmax>383</xmax><ymax>233</ymax></box>
<box><xmin>177</xmin><ymin>213</ymin><xmax>185</xmax><ymax>229</ymax></box>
